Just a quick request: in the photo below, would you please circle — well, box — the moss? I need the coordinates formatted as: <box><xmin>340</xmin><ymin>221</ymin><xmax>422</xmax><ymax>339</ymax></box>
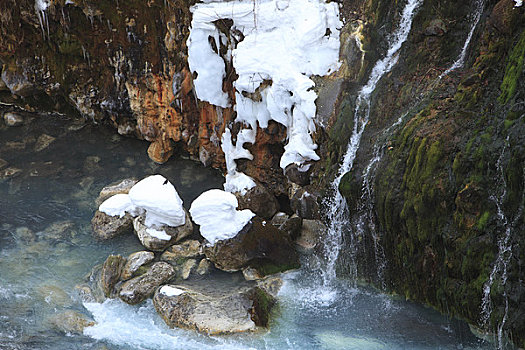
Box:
<box><xmin>476</xmin><ymin>211</ymin><xmax>491</xmax><ymax>230</ymax></box>
<box><xmin>249</xmin><ymin>287</ymin><xmax>276</xmax><ymax>327</ymax></box>
<box><xmin>254</xmin><ymin>260</ymin><xmax>300</xmax><ymax>276</ymax></box>
<box><xmin>498</xmin><ymin>30</ymin><xmax>525</xmax><ymax>104</ymax></box>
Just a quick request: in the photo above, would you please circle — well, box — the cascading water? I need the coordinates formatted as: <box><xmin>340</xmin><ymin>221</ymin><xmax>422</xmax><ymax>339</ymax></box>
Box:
<box><xmin>321</xmin><ymin>0</ymin><xmax>423</xmax><ymax>286</ymax></box>
<box><xmin>440</xmin><ymin>0</ymin><xmax>485</xmax><ymax>77</ymax></box>
<box><xmin>480</xmin><ymin>137</ymin><xmax>523</xmax><ymax>350</ymax></box>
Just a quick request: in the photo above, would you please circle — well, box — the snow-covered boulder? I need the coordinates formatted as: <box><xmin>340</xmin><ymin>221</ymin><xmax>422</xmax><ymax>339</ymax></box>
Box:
<box><xmin>133</xmin><ymin>209</ymin><xmax>193</xmax><ymax>251</ymax></box>
<box><xmin>189</xmin><ymin>189</ymin><xmax>255</xmax><ymax>245</ymax></box>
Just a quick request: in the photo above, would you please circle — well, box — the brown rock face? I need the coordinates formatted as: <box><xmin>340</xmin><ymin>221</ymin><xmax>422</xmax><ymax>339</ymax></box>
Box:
<box><xmin>204</xmin><ymin>217</ymin><xmax>300</xmax><ymax>273</ymax></box>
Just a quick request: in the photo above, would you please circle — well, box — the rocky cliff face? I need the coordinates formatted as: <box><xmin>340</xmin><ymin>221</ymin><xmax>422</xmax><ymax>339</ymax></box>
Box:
<box><xmin>1</xmin><ymin>0</ymin><xmax>524</xmax><ymax>347</ymax></box>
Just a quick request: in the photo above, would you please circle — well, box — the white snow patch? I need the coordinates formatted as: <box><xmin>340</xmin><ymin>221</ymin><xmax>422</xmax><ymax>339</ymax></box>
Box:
<box><xmin>189</xmin><ymin>189</ymin><xmax>254</xmax><ymax>245</ymax></box>
<box><xmin>160</xmin><ymin>285</ymin><xmax>186</xmax><ymax>296</ymax></box>
<box><xmin>514</xmin><ymin>0</ymin><xmax>523</xmax><ymax>6</ymax></box>
<box><xmin>146</xmin><ymin>228</ymin><xmax>171</xmax><ymax>241</ymax></box>
<box><xmin>221</xmin><ymin>127</ymin><xmax>256</xmax><ymax>194</ymax></box>
<box><xmin>99</xmin><ymin>193</ymin><xmax>137</xmax><ymax>218</ymax></box>
<box><xmin>128</xmin><ymin>175</ymin><xmax>185</xmax><ymax>228</ymax></box>
<box><xmin>187</xmin><ymin>0</ymin><xmax>341</xmax><ymax>178</ymax></box>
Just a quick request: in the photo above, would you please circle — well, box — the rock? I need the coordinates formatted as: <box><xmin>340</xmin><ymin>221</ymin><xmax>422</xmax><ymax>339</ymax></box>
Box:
<box><xmin>148</xmin><ymin>139</ymin><xmax>174</xmax><ymax>164</ymax></box>
<box><xmin>76</xmin><ymin>264</ymin><xmax>105</xmax><ymax>303</ymax></box>
<box><xmin>34</xmin><ymin>134</ymin><xmax>56</xmax><ymax>152</ymax></box>
<box><xmin>284</xmin><ymin>163</ymin><xmax>311</xmax><ymax>186</ymax></box>
<box><xmin>37</xmin><ymin>284</ymin><xmax>73</xmax><ymax>307</ymax></box>
<box><xmin>270</xmin><ymin>212</ymin><xmax>289</xmax><ymax>227</ymax></box>
<box><xmin>3</xmin><ymin>112</ymin><xmax>24</xmax><ymax>127</ymax></box>
<box><xmin>14</xmin><ymin>226</ymin><xmax>36</xmax><ymax>243</ymax></box>
<box><xmin>160</xmin><ymin>240</ymin><xmax>202</xmax><ymax>262</ymax></box>
<box><xmin>1</xmin><ymin>65</ymin><xmax>36</xmax><ymax>97</ymax></box>
<box><xmin>278</xmin><ymin>215</ymin><xmax>303</xmax><ymax>241</ymax></box>
<box><xmin>48</xmin><ymin>310</ymin><xmax>95</xmax><ymax>334</ymax></box>
<box><xmin>424</xmin><ymin>19</ymin><xmax>447</xmax><ymax>36</ymax></box>
<box><xmin>204</xmin><ymin>217</ymin><xmax>300</xmax><ymax>274</ymax></box>
<box><xmin>42</xmin><ymin>220</ymin><xmax>76</xmax><ymax>240</ymax></box>
<box><xmin>196</xmin><ymin>258</ymin><xmax>211</xmax><ymax>275</ymax></box>
<box><xmin>237</xmin><ymin>183</ymin><xmax>279</xmax><ymax>219</ymax></box>
<box><xmin>153</xmin><ymin>282</ymin><xmax>276</xmax><ymax>334</ymax></box>
<box><xmin>119</xmin><ymin>262</ymin><xmax>176</xmax><ymax>305</ymax></box>
<box><xmin>180</xmin><ymin>259</ymin><xmax>197</xmax><ymax>280</ymax></box>
<box><xmin>256</xmin><ymin>276</ymin><xmax>283</xmax><ymax>298</ymax></box>
<box><xmin>0</xmin><ymin>167</ymin><xmax>22</xmax><ymax>179</ymax></box>
<box><xmin>0</xmin><ymin>158</ymin><xmax>7</xmax><ymax>170</ymax></box>
<box><xmin>133</xmin><ymin>210</ymin><xmax>193</xmax><ymax>251</ymax></box>
<box><xmin>91</xmin><ymin>210</ymin><xmax>133</xmax><ymax>240</ymax></box>
<box><xmin>100</xmin><ymin>255</ymin><xmax>126</xmax><ymax>298</ymax></box>
<box><xmin>290</xmin><ymin>189</ymin><xmax>320</xmax><ymax>219</ymax></box>
<box><xmin>242</xmin><ymin>267</ymin><xmax>263</xmax><ymax>281</ymax></box>
<box><xmin>295</xmin><ymin>219</ymin><xmax>325</xmax><ymax>254</ymax></box>
<box><xmin>95</xmin><ymin>178</ymin><xmax>138</xmax><ymax>206</ymax></box>
<box><xmin>84</xmin><ymin>156</ymin><xmax>101</xmax><ymax>172</ymax></box>
<box><xmin>121</xmin><ymin>251</ymin><xmax>155</xmax><ymax>280</ymax></box>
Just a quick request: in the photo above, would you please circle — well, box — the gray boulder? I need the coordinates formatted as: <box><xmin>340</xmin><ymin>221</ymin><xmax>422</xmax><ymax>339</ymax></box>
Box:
<box><xmin>119</xmin><ymin>262</ymin><xmax>175</xmax><ymax>305</ymax></box>
<box><xmin>121</xmin><ymin>251</ymin><xmax>155</xmax><ymax>280</ymax></box>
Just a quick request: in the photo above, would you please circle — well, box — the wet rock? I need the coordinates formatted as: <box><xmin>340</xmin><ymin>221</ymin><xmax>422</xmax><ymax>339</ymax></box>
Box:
<box><xmin>29</xmin><ymin>161</ymin><xmax>64</xmax><ymax>177</ymax></box>
<box><xmin>284</xmin><ymin>163</ymin><xmax>311</xmax><ymax>186</ymax></box>
<box><xmin>290</xmin><ymin>189</ymin><xmax>321</xmax><ymax>219</ymax></box>
<box><xmin>160</xmin><ymin>240</ymin><xmax>202</xmax><ymax>262</ymax></box>
<box><xmin>37</xmin><ymin>284</ymin><xmax>73</xmax><ymax>308</ymax></box>
<box><xmin>424</xmin><ymin>19</ymin><xmax>447</xmax><ymax>36</ymax></box>
<box><xmin>119</xmin><ymin>262</ymin><xmax>176</xmax><ymax>305</ymax></box>
<box><xmin>153</xmin><ymin>282</ymin><xmax>276</xmax><ymax>334</ymax></box>
<box><xmin>76</xmin><ymin>264</ymin><xmax>105</xmax><ymax>303</ymax></box>
<box><xmin>242</xmin><ymin>267</ymin><xmax>263</xmax><ymax>281</ymax></box>
<box><xmin>14</xmin><ymin>226</ymin><xmax>36</xmax><ymax>243</ymax></box>
<box><xmin>278</xmin><ymin>215</ymin><xmax>303</xmax><ymax>241</ymax></box>
<box><xmin>148</xmin><ymin>139</ymin><xmax>174</xmax><ymax>164</ymax></box>
<box><xmin>95</xmin><ymin>178</ymin><xmax>138</xmax><ymax>206</ymax></box>
<box><xmin>204</xmin><ymin>217</ymin><xmax>300</xmax><ymax>274</ymax></box>
<box><xmin>100</xmin><ymin>255</ymin><xmax>126</xmax><ymax>298</ymax></box>
<box><xmin>0</xmin><ymin>158</ymin><xmax>7</xmax><ymax>170</ymax></box>
<box><xmin>1</xmin><ymin>65</ymin><xmax>36</xmax><ymax>97</ymax></box>
<box><xmin>91</xmin><ymin>210</ymin><xmax>133</xmax><ymax>240</ymax></box>
<box><xmin>3</xmin><ymin>112</ymin><xmax>24</xmax><ymax>127</ymax></box>
<box><xmin>237</xmin><ymin>183</ymin><xmax>279</xmax><ymax>219</ymax></box>
<box><xmin>196</xmin><ymin>258</ymin><xmax>211</xmax><ymax>275</ymax></box>
<box><xmin>295</xmin><ymin>219</ymin><xmax>325</xmax><ymax>254</ymax></box>
<box><xmin>84</xmin><ymin>156</ymin><xmax>101</xmax><ymax>173</ymax></box>
<box><xmin>0</xmin><ymin>167</ymin><xmax>22</xmax><ymax>179</ymax></box>
<box><xmin>256</xmin><ymin>276</ymin><xmax>283</xmax><ymax>298</ymax></box>
<box><xmin>270</xmin><ymin>212</ymin><xmax>289</xmax><ymax>227</ymax></box>
<box><xmin>42</xmin><ymin>220</ymin><xmax>76</xmax><ymax>240</ymax></box>
<box><xmin>121</xmin><ymin>251</ymin><xmax>155</xmax><ymax>280</ymax></box>
<box><xmin>133</xmin><ymin>210</ymin><xmax>193</xmax><ymax>251</ymax></box>
<box><xmin>34</xmin><ymin>134</ymin><xmax>56</xmax><ymax>152</ymax></box>
<box><xmin>180</xmin><ymin>259</ymin><xmax>197</xmax><ymax>280</ymax></box>
<box><xmin>48</xmin><ymin>310</ymin><xmax>95</xmax><ymax>334</ymax></box>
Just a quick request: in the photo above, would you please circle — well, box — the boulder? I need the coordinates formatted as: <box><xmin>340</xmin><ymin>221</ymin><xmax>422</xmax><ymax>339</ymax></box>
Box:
<box><xmin>100</xmin><ymin>255</ymin><xmax>126</xmax><ymax>298</ymax></box>
<box><xmin>295</xmin><ymin>219</ymin><xmax>325</xmax><ymax>254</ymax></box>
<box><xmin>119</xmin><ymin>262</ymin><xmax>175</xmax><ymax>305</ymax></box>
<box><xmin>95</xmin><ymin>178</ymin><xmax>138</xmax><ymax>206</ymax></box>
<box><xmin>196</xmin><ymin>258</ymin><xmax>211</xmax><ymax>275</ymax></box>
<box><xmin>278</xmin><ymin>215</ymin><xmax>303</xmax><ymax>241</ymax></box>
<box><xmin>284</xmin><ymin>163</ymin><xmax>311</xmax><ymax>186</ymax></box>
<box><xmin>290</xmin><ymin>188</ymin><xmax>320</xmax><ymax>219</ymax></box>
<box><xmin>1</xmin><ymin>65</ymin><xmax>36</xmax><ymax>97</ymax></box>
<box><xmin>160</xmin><ymin>240</ymin><xmax>202</xmax><ymax>261</ymax></box>
<box><xmin>204</xmin><ymin>217</ymin><xmax>300</xmax><ymax>274</ymax></box>
<box><xmin>237</xmin><ymin>183</ymin><xmax>279</xmax><ymax>219</ymax></box>
<box><xmin>121</xmin><ymin>251</ymin><xmax>155</xmax><ymax>280</ymax></box>
<box><xmin>133</xmin><ymin>210</ymin><xmax>193</xmax><ymax>251</ymax></box>
<box><xmin>34</xmin><ymin>134</ymin><xmax>56</xmax><ymax>152</ymax></box>
<box><xmin>153</xmin><ymin>281</ymin><xmax>276</xmax><ymax>334</ymax></box>
<box><xmin>48</xmin><ymin>310</ymin><xmax>95</xmax><ymax>334</ymax></box>
<box><xmin>180</xmin><ymin>259</ymin><xmax>197</xmax><ymax>280</ymax></box>
<box><xmin>91</xmin><ymin>210</ymin><xmax>133</xmax><ymax>240</ymax></box>
<box><xmin>3</xmin><ymin>112</ymin><xmax>24</xmax><ymax>127</ymax></box>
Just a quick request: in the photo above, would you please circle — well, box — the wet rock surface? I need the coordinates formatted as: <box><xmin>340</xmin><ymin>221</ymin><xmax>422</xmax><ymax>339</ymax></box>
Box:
<box><xmin>91</xmin><ymin>210</ymin><xmax>133</xmax><ymax>240</ymax></box>
<box><xmin>119</xmin><ymin>262</ymin><xmax>176</xmax><ymax>305</ymax></box>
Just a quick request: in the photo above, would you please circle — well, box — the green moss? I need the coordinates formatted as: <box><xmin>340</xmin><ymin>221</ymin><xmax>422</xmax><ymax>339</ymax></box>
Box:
<box><xmin>499</xmin><ymin>30</ymin><xmax>525</xmax><ymax>104</ymax></box>
<box><xmin>476</xmin><ymin>211</ymin><xmax>490</xmax><ymax>230</ymax></box>
<box><xmin>255</xmin><ymin>260</ymin><xmax>300</xmax><ymax>276</ymax></box>
<box><xmin>250</xmin><ymin>287</ymin><xmax>276</xmax><ymax>327</ymax></box>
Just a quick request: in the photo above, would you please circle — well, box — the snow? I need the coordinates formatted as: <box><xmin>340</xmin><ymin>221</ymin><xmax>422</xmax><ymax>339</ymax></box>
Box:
<box><xmin>187</xmin><ymin>0</ymin><xmax>341</xmax><ymax>181</ymax></box>
<box><xmin>128</xmin><ymin>175</ymin><xmax>185</xmax><ymax>228</ymax></box>
<box><xmin>146</xmin><ymin>228</ymin><xmax>171</xmax><ymax>241</ymax></box>
<box><xmin>189</xmin><ymin>189</ymin><xmax>255</xmax><ymax>245</ymax></box>
<box><xmin>221</xmin><ymin>127</ymin><xmax>256</xmax><ymax>194</ymax></box>
<box><xmin>514</xmin><ymin>0</ymin><xmax>523</xmax><ymax>6</ymax></box>
<box><xmin>160</xmin><ymin>286</ymin><xmax>186</xmax><ymax>296</ymax></box>
<box><xmin>99</xmin><ymin>194</ymin><xmax>137</xmax><ymax>218</ymax></box>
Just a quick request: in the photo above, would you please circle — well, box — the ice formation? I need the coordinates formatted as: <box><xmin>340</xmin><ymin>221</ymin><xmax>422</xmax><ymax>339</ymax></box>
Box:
<box><xmin>34</xmin><ymin>0</ymin><xmax>50</xmax><ymax>39</ymax></box>
<box><xmin>189</xmin><ymin>189</ymin><xmax>255</xmax><ymax>245</ymax></box>
<box><xmin>187</xmin><ymin>0</ymin><xmax>341</xmax><ymax>192</ymax></box>
<box><xmin>98</xmin><ymin>175</ymin><xmax>185</xmax><ymax>228</ymax></box>
<box><xmin>514</xmin><ymin>0</ymin><xmax>523</xmax><ymax>7</ymax></box>
<box><xmin>159</xmin><ymin>286</ymin><xmax>186</xmax><ymax>296</ymax></box>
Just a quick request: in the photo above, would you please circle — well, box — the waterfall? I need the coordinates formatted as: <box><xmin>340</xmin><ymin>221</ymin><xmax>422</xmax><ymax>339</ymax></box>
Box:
<box><xmin>479</xmin><ymin>136</ymin><xmax>524</xmax><ymax>349</ymax></box>
<box><xmin>321</xmin><ymin>0</ymin><xmax>423</xmax><ymax>286</ymax></box>
<box><xmin>440</xmin><ymin>0</ymin><xmax>485</xmax><ymax>78</ymax></box>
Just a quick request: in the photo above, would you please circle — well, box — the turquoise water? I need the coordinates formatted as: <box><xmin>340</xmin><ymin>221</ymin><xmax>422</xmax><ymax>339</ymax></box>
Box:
<box><xmin>0</xmin><ymin>112</ymin><xmax>494</xmax><ymax>349</ymax></box>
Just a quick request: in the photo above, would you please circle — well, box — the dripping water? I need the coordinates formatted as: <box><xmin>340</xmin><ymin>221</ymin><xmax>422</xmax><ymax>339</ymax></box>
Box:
<box><xmin>440</xmin><ymin>0</ymin><xmax>485</xmax><ymax>78</ymax></box>
<box><xmin>321</xmin><ymin>0</ymin><xmax>423</xmax><ymax>286</ymax></box>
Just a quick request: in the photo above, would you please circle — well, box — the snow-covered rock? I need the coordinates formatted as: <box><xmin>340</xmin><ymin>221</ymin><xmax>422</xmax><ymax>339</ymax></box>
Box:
<box><xmin>189</xmin><ymin>189</ymin><xmax>255</xmax><ymax>245</ymax></box>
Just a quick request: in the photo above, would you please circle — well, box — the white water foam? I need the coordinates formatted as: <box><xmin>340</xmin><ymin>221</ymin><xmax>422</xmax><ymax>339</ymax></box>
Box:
<box><xmin>321</xmin><ymin>0</ymin><xmax>423</xmax><ymax>287</ymax></box>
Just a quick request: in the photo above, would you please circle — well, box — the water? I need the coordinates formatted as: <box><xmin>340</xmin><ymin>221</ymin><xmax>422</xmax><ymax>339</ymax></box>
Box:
<box><xmin>0</xmin><ymin>110</ymin><xmax>493</xmax><ymax>349</ymax></box>
<box><xmin>322</xmin><ymin>0</ymin><xmax>423</xmax><ymax>286</ymax></box>
<box><xmin>440</xmin><ymin>0</ymin><xmax>485</xmax><ymax>78</ymax></box>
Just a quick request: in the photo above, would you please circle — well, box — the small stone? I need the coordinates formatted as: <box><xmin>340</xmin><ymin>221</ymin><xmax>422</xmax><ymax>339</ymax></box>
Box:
<box><xmin>242</xmin><ymin>267</ymin><xmax>263</xmax><ymax>281</ymax></box>
<box><xmin>196</xmin><ymin>258</ymin><xmax>211</xmax><ymax>275</ymax></box>
<box><xmin>34</xmin><ymin>134</ymin><xmax>56</xmax><ymax>152</ymax></box>
<box><xmin>133</xmin><ymin>210</ymin><xmax>193</xmax><ymax>251</ymax></box>
<box><xmin>424</xmin><ymin>19</ymin><xmax>447</xmax><ymax>36</ymax></box>
<box><xmin>42</xmin><ymin>220</ymin><xmax>76</xmax><ymax>240</ymax></box>
<box><xmin>256</xmin><ymin>276</ymin><xmax>283</xmax><ymax>298</ymax></box>
<box><xmin>95</xmin><ymin>178</ymin><xmax>138</xmax><ymax>206</ymax></box>
<box><xmin>100</xmin><ymin>255</ymin><xmax>126</xmax><ymax>298</ymax></box>
<box><xmin>284</xmin><ymin>163</ymin><xmax>311</xmax><ymax>186</ymax></box>
<box><xmin>1</xmin><ymin>65</ymin><xmax>36</xmax><ymax>97</ymax></box>
<box><xmin>48</xmin><ymin>310</ymin><xmax>95</xmax><ymax>334</ymax></box>
<box><xmin>161</xmin><ymin>240</ymin><xmax>202</xmax><ymax>260</ymax></box>
<box><xmin>121</xmin><ymin>251</ymin><xmax>155</xmax><ymax>280</ymax></box>
<box><xmin>119</xmin><ymin>262</ymin><xmax>176</xmax><ymax>305</ymax></box>
<box><xmin>0</xmin><ymin>158</ymin><xmax>7</xmax><ymax>170</ymax></box>
<box><xmin>3</xmin><ymin>112</ymin><xmax>24</xmax><ymax>127</ymax></box>
<box><xmin>0</xmin><ymin>167</ymin><xmax>22</xmax><ymax>179</ymax></box>
<box><xmin>84</xmin><ymin>156</ymin><xmax>101</xmax><ymax>172</ymax></box>
<box><xmin>91</xmin><ymin>210</ymin><xmax>133</xmax><ymax>240</ymax></box>
<box><xmin>15</xmin><ymin>226</ymin><xmax>36</xmax><ymax>243</ymax></box>
<box><xmin>181</xmin><ymin>259</ymin><xmax>197</xmax><ymax>280</ymax></box>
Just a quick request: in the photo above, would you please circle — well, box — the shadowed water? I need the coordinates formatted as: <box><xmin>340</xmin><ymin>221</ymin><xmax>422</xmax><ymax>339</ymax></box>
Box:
<box><xmin>0</xmin><ymin>111</ymin><xmax>493</xmax><ymax>349</ymax></box>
